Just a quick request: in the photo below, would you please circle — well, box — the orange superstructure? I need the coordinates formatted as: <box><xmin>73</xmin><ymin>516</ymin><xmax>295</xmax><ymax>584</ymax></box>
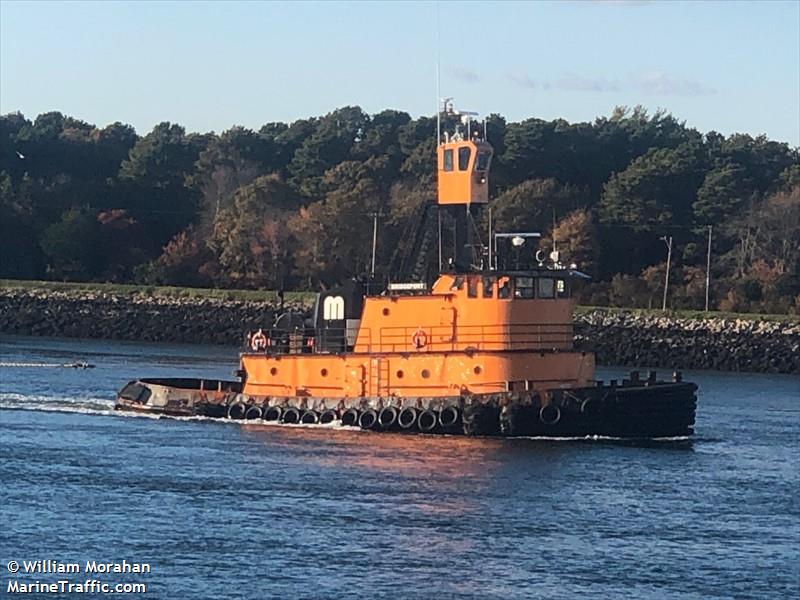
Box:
<box><xmin>240</xmin><ymin>104</ymin><xmax>594</xmax><ymax>402</ymax></box>
<box><xmin>436</xmin><ymin>138</ymin><xmax>492</xmax><ymax>205</ymax></box>
<box><xmin>241</xmin><ymin>272</ymin><xmax>594</xmax><ymax>399</ymax></box>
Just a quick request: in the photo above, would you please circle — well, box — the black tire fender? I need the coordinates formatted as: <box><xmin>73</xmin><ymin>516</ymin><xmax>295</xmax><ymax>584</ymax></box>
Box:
<box><xmin>539</xmin><ymin>404</ymin><xmax>561</xmax><ymax>426</ymax></box>
<box><xmin>264</xmin><ymin>406</ymin><xmax>282</xmax><ymax>422</ymax></box>
<box><xmin>418</xmin><ymin>409</ymin><xmax>438</xmax><ymax>432</ymax></box>
<box><xmin>227</xmin><ymin>402</ymin><xmax>246</xmax><ymax>420</ymax></box>
<box><xmin>378</xmin><ymin>406</ymin><xmax>399</xmax><ymax>428</ymax></box>
<box><xmin>282</xmin><ymin>407</ymin><xmax>301</xmax><ymax>424</ymax></box>
<box><xmin>439</xmin><ymin>406</ymin><xmax>460</xmax><ymax>428</ymax></box>
<box><xmin>319</xmin><ymin>409</ymin><xmax>338</xmax><ymax>424</ymax></box>
<box><xmin>300</xmin><ymin>410</ymin><xmax>319</xmax><ymax>424</ymax></box>
<box><xmin>341</xmin><ymin>408</ymin><xmax>359</xmax><ymax>426</ymax></box>
<box><xmin>244</xmin><ymin>405</ymin><xmax>263</xmax><ymax>420</ymax></box>
<box><xmin>359</xmin><ymin>408</ymin><xmax>378</xmax><ymax>430</ymax></box>
<box><xmin>398</xmin><ymin>407</ymin><xmax>418</xmax><ymax>429</ymax></box>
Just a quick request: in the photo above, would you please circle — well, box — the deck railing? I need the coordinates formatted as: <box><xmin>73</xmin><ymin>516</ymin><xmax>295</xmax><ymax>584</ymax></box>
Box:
<box><xmin>244</xmin><ymin>322</ymin><xmax>574</xmax><ymax>355</ymax></box>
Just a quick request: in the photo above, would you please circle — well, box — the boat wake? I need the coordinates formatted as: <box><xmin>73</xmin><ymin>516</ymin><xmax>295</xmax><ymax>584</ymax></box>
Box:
<box><xmin>0</xmin><ymin>392</ymin><xmax>118</xmax><ymax>416</ymax></box>
<box><xmin>516</xmin><ymin>434</ymin><xmax>692</xmax><ymax>443</ymax></box>
<box><xmin>0</xmin><ymin>393</ymin><xmax>357</xmax><ymax>429</ymax></box>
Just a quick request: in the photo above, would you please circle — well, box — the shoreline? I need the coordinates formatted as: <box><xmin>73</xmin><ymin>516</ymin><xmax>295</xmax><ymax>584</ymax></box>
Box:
<box><xmin>1</xmin><ymin>287</ymin><xmax>798</xmax><ymax>375</ymax></box>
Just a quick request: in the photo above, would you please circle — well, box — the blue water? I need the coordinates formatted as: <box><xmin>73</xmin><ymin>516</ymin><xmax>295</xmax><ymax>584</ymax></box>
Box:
<box><xmin>1</xmin><ymin>335</ymin><xmax>798</xmax><ymax>599</ymax></box>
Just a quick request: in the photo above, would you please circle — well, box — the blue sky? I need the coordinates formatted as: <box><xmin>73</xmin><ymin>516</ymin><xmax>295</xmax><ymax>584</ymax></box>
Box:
<box><xmin>1</xmin><ymin>0</ymin><xmax>798</xmax><ymax>144</ymax></box>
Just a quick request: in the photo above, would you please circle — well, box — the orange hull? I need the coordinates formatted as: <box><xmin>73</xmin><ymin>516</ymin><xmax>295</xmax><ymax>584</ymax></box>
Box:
<box><xmin>241</xmin><ymin>349</ymin><xmax>595</xmax><ymax>398</ymax></box>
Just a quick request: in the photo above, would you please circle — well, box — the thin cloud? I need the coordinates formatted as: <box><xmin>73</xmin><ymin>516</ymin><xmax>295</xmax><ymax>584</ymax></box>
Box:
<box><xmin>631</xmin><ymin>70</ymin><xmax>717</xmax><ymax>96</ymax></box>
<box><xmin>508</xmin><ymin>74</ymin><xmax>550</xmax><ymax>91</ymax></box>
<box><xmin>556</xmin><ymin>74</ymin><xmax>620</xmax><ymax>92</ymax></box>
<box><xmin>447</xmin><ymin>66</ymin><xmax>480</xmax><ymax>84</ymax></box>
<box><xmin>509</xmin><ymin>70</ymin><xmax>716</xmax><ymax>97</ymax></box>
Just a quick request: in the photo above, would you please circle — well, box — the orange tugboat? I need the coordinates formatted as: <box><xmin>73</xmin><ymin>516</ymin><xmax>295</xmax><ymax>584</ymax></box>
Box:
<box><xmin>116</xmin><ymin>105</ymin><xmax>697</xmax><ymax>438</ymax></box>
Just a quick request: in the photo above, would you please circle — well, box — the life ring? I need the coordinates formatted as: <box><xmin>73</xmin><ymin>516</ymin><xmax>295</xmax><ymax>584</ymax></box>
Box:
<box><xmin>411</xmin><ymin>328</ymin><xmax>428</xmax><ymax>350</ymax></box>
<box><xmin>250</xmin><ymin>330</ymin><xmax>268</xmax><ymax>352</ymax></box>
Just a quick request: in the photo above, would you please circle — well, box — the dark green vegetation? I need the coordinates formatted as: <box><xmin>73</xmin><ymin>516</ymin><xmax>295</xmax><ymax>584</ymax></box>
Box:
<box><xmin>1</xmin><ymin>107</ymin><xmax>798</xmax><ymax>313</ymax></box>
<box><xmin>0</xmin><ymin>278</ymin><xmax>315</xmax><ymax>304</ymax></box>
<box><xmin>3</xmin><ymin>279</ymin><xmax>796</xmax><ymax>323</ymax></box>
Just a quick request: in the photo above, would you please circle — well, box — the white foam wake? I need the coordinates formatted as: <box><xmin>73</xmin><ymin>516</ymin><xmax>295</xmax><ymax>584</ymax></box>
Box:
<box><xmin>0</xmin><ymin>393</ymin><xmax>360</xmax><ymax>428</ymax></box>
<box><xmin>517</xmin><ymin>434</ymin><xmax>691</xmax><ymax>442</ymax></box>
<box><xmin>0</xmin><ymin>392</ymin><xmax>118</xmax><ymax>416</ymax></box>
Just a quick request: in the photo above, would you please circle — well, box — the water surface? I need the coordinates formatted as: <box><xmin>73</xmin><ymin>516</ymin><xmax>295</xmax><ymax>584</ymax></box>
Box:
<box><xmin>1</xmin><ymin>335</ymin><xmax>798</xmax><ymax>599</ymax></box>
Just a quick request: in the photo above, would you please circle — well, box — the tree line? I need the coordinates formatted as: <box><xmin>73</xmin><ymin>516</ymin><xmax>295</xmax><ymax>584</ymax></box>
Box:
<box><xmin>1</xmin><ymin>106</ymin><xmax>798</xmax><ymax>313</ymax></box>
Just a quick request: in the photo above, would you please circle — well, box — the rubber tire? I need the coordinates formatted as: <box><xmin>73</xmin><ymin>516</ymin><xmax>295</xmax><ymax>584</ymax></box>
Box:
<box><xmin>359</xmin><ymin>409</ymin><xmax>378</xmax><ymax>430</ymax></box>
<box><xmin>264</xmin><ymin>406</ymin><xmax>282</xmax><ymax>422</ymax></box>
<box><xmin>301</xmin><ymin>410</ymin><xmax>319</xmax><ymax>424</ymax></box>
<box><xmin>244</xmin><ymin>405</ymin><xmax>263</xmax><ymax>420</ymax></box>
<box><xmin>378</xmin><ymin>406</ymin><xmax>398</xmax><ymax>429</ymax></box>
<box><xmin>398</xmin><ymin>407</ymin><xmax>418</xmax><ymax>429</ymax></box>
<box><xmin>418</xmin><ymin>409</ymin><xmax>437</xmax><ymax>433</ymax></box>
<box><xmin>319</xmin><ymin>409</ymin><xmax>338</xmax><ymax>424</ymax></box>
<box><xmin>227</xmin><ymin>402</ymin><xmax>246</xmax><ymax>420</ymax></box>
<box><xmin>539</xmin><ymin>404</ymin><xmax>561</xmax><ymax>426</ymax></box>
<box><xmin>282</xmin><ymin>407</ymin><xmax>301</xmax><ymax>424</ymax></box>
<box><xmin>341</xmin><ymin>408</ymin><xmax>359</xmax><ymax>427</ymax></box>
<box><xmin>439</xmin><ymin>406</ymin><xmax>460</xmax><ymax>428</ymax></box>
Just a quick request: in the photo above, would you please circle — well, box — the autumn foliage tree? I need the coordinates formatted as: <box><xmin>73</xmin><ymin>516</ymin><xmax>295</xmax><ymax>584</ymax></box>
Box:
<box><xmin>1</xmin><ymin>105</ymin><xmax>798</xmax><ymax>313</ymax></box>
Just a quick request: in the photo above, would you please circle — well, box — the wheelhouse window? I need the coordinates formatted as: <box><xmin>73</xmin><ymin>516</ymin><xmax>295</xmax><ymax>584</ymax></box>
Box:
<box><xmin>475</xmin><ymin>151</ymin><xmax>491</xmax><ymax>171</ymax></box>
<box><xmin>537</xmin><ymin>278</ymin><xmax>555</xmax><ymax>299</ymax></box>
<box><xmin>458</xmin><ymin>147</ymin><xmax>471</xmax><ymax>171</ymax></box>
<box><xmin>498</xmin><ymin>277</ymin><xmax>511</xmax><ymax>299</ymax></box>
<box><xmin>443</xmin><ymin>149</ymin><xmax>454</xmax><ymax>172</ymax></box>
<box><xmin>482</xmin><ymin>276</ymin><xmax>494</xmax><ymax>298</ymax></box>
<box><xmin>514</xmin><ymin>277</ymin><xmax>534</xmax><ymax>299</ymax></box>
<box><xmin>467</xmin><ymin>277</ymin><xmax>478</xmax><ymax>298</ymax></box>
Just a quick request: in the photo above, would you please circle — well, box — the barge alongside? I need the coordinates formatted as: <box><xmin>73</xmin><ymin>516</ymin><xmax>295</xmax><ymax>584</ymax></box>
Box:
<box><xmin>116</xmin><ymin>103</ymin><xmax>698</xmax><ymax>438</ymax></box>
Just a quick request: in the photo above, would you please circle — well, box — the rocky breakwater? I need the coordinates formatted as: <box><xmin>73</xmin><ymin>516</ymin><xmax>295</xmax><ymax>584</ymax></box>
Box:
<box><xmin>2</xmin><ymin>288</ymin><xmax>798</xmax><ymax>374</ymax></box>
<box><xmin>575</xmin><ymin>310</ymin><xmax>800</xmax><ymax>375</ymax></box>
<box><xmin>0</xmin><ymin>288</ymin><xmax>306</xmax><ymax>346</ymax></box>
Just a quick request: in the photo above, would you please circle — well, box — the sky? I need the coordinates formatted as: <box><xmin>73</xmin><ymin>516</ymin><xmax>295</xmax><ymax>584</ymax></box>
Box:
<box><xmin>1</xmin><ymin>0</ymin><xmax>798</xmax><ymax>145</ymax></box>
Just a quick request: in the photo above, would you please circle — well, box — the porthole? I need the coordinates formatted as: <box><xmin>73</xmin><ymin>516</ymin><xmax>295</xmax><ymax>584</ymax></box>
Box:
<box><xmin>270</xmin><ymin>367</ymin><xmax>278</xmax><ymax>376</ymax></box>
<box><xmin>396</xmin><ymin>370</ymin><xmax>404</xmax><ymax>379</ymax></box>
<box><xmin>320</xmin><ymin>368</ymin><xmax>328</xmax><ymax>377</ymax></box>
<box><xmin>421</xmin><ymin>369</ymin><xmax>430</xmax><ymax>379</ymax></box>
<box><xmin>474</xmin><ymin>366</ymin><xmax>482</xmax><ymax>375</ymax></box>
<box><xmin>382</xmin><ymin>307</ymin><xmax>390</xmax><ymax>316</ymax></box>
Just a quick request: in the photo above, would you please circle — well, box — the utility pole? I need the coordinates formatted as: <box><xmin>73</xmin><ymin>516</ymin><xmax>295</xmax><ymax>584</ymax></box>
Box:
<box><xmin>705</xmin><ymin>226</ymin><xmax>712</xmax><ymax>312</ymax></box>
<box><xmin>660</xmin><ymin>235</ymin><xmax>673</xmax><ymax>311</ymax></box>
<box><xmin>370</xmin><ymin>212</ymin><xmax>379</xmax><ymax>277</ymax></box>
